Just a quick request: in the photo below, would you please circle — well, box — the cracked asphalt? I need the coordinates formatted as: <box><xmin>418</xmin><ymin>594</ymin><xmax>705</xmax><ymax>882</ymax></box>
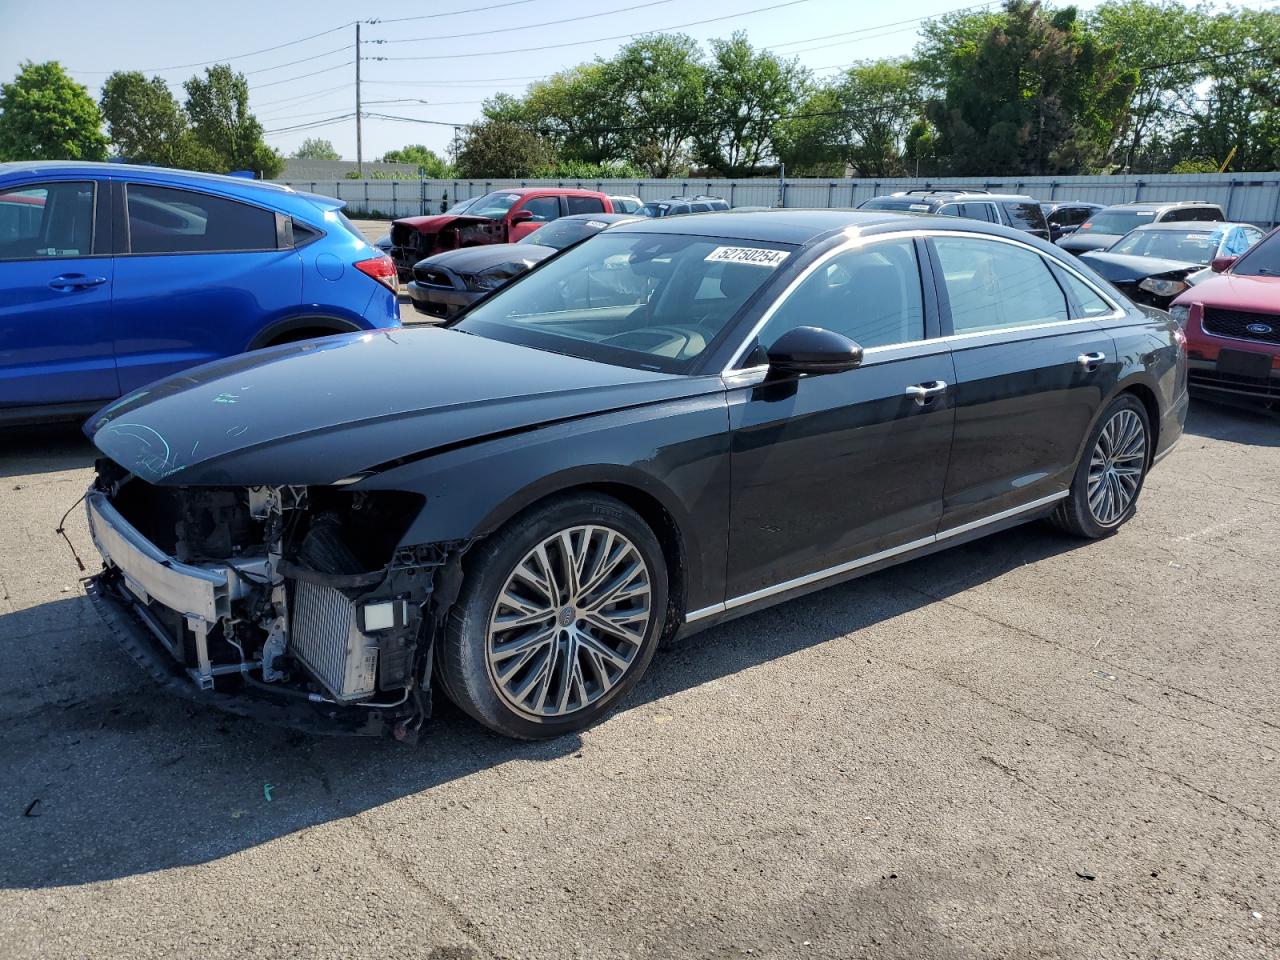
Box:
<box><xmin>1</xmin><ymin>390</ymin><xmax>1278</xmax><ymax>958</ymax></box>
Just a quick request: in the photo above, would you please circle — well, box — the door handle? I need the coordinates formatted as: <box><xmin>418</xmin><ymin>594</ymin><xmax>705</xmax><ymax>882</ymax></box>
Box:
<box><xmin>48</xmin><ymin>274</ymin><xmax>107</xmax><ymax>292</ymax></box>
<box><xmin>1077</xmin><ymin>351</ymin><xmax>1106</xmax><ymax>371</ymax></box>
<box><xmin>905</xmin><ymin>380</ymin><xmax>948</xmax><ymax>406</ymax></box>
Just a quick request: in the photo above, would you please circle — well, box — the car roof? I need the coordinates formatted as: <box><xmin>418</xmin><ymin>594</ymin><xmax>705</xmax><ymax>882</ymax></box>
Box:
<box><xmin>888</xmin><ymin>190</ymin><xmax>1037</xmax><ymax>202</ymax></box>
<box><xmin>610</xmin><ymin>208</ymin><xmax>931</xmax><ymax>245</ymax></box>
<box><xmin>0</xmin><ymin>160</ymin><xmax>296</xmax><ymax>195</ymax></box>
<box><xmin>1104</xmin><ymin>200</ymin><xmax>1221</xmax><ymax>210</ymax></box>
<box><xmin>1130</xmin><ymin>220</ymin><xmax>1245</xmax><ymax>232</ymax></box>
<box><xmin>482</xmin><ymin>186</ymin><xmax>605</xmax><ymax>197</ymax></box>
<box><xmin>1042</xmin><ymin>200</ymin><xmax>1102</xmax><ymax>209</ymax></box>
<box><xmin>557</xmin><ymin>212</ymin><xmax>644</xmax><ymax>223</ymax></box>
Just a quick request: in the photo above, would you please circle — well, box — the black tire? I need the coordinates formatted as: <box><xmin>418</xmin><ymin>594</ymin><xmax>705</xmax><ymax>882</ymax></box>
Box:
<box><xmin>437</xmin><ymin>493</ymin><xmax>669</xmax><ymax>739</ymax></box>
<box><xmin>1050</xmin><ymin>393</ymin><xmax>1152</xmax><ymax>539</ymax></box>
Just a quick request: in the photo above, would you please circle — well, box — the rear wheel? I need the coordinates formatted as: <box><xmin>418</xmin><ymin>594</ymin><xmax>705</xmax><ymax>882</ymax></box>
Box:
<box><xmin>438</xmin><ymin>494</ymin><xmax>668</xmax><ymax>739</ymax></box>
<box><xmin>1051</xmin><ymin>394</ymin><xmax>1151</xmax><ymax>538</ymax></box>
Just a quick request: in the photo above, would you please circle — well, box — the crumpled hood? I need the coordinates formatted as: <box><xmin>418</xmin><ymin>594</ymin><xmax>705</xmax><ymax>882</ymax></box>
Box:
<box><xmin>421</xmin><ymin>243</ymin><xmax>555</xmax><ymax>277</ymax></box>
<box><xmin>393</xmin><ymin>214</ymin><xmax>492</xmax><ymax>234</ymax></box>
<box><xmin>1173</xmin><ymin>271</ymin><xmax>1280</xmax><ymax>312</ymax></box>
<box><xmin>1058</xmin><ymin>233</ymin><xmax>1121</xmax><ymax>254</ymax></box>
<box><xmin>1079</xmin><ymin>252</ymin><xmax>1199</xmax><ymax>283</ymax></box>
<box><xmin>86</xmin><ymin>327</ymin><xmax>713</xmax><ymax>487</ymax></box>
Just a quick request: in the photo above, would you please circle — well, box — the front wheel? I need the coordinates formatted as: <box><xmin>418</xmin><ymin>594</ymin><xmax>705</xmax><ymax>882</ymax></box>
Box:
<box><xmin>1051</xmin><ymin>394</ymin><xmax>1151</xmax><ymax>538</ymax></box>
<box><xmin>438</xmin><ymin>494</ymin><xmax>668</xmax><ymax>739</ymax></box>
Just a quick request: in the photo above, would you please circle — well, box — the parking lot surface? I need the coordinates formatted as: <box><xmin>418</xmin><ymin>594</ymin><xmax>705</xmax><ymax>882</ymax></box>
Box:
<box><xmin>1</xmin><ymin>398</ymin><xmax>1277</xmax><ymax>959</ymax></box>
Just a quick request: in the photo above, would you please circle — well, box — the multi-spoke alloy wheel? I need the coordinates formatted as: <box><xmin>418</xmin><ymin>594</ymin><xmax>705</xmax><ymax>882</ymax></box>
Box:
<box><xmin>486</xmin><ymin>525</ymin><xmax>652</xmax><ymax>718</ymax></box>
<box><xmin>1086</xmin><ymin>408</ymin><xmax>1147</xmax><ymax>527</ymax></box>
<box><xmin>439</xmin><ymin>494</ymin><xmax>667</xmax><ymax>739</ymax></box>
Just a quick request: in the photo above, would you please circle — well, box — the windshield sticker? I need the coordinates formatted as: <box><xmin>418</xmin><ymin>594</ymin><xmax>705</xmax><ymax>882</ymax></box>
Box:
<box><xmin>909</xmin><ymin>203</ymin><xmax>931</xmax><ymax>211</ymax></box>
<box><xmin>585</xmin><ymin>220</ymin><xmax>608</xmax><ymax>229</ymax></box>
<box><xmin>501</xmin><ymin>194</ymin><xmax>520</xmax><ymax>202</ymax></box>
<box><xmin>705</xmin><ymin>246</ymin><xmax>791</xmax><ymax>267</ymax></box>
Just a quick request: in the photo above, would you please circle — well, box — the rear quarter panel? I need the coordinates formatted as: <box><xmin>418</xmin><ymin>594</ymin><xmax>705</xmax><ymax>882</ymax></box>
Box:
<box><xmin>1093</xmin><ymin>307</ymin><xmax>1188</xmax><ymax>460</ymax></box>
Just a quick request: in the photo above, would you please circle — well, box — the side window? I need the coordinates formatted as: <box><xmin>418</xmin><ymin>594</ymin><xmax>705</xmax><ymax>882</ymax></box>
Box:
<box><xmin>1241</xmin><ymin>227</ymin><xmax>1264</xmax><ymax>250</ymax></box>
<box><xmin>937</xmin><ymin>203</ymin><xmax>961</xmax><ymax>217</ymax></box>
<box><xmin>690</xmin><ymin>202</ymin><xmax>711</xmax><ymax>212</ymax></box>
<box><xmin>934</xmin><ymin>235</ymin><xmax>1068</xmax><ymax>333</ymax></box>
<box><xmin>127</xmin><ymin>184</ymin><xmax>276</xmax><ymax>254</ymax></box>
<box><xmin>962</xmin><ymin>202</ymin><xmax>997</xmax><ymax>223</ymax></box>
<box><xmin>519</xmin><ymin>196</ymin><xmax>561</xmax><ymax>223</ymax></box>
<box><xmin>1051</xmin><ymin>264</ymin><xmax>1115</xmax><ymax>318</ymax></box>
<box><xmin>567</xmin><ymin>196</ymin><xmax>605</xmax><ymax>215</ymax></box>
<box><xmin>1002</xmin><ymin>201</ymin><xmax>1048</xmax><ymax>232</ymax></box>
<box><xmin>757</xmin><ymin>239</ymin><xmax>925</xmax><ymax>351</ymax></box>
<box><xmin>0</xmin><ymin>181</ymin><xmax>95</xmax><ymax>261</ymax></box>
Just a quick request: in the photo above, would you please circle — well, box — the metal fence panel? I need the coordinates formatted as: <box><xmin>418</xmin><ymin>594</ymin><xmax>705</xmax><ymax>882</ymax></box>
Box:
<box><xmin>277</xmin><ymin>173</ymin><xmax>1280</xmax><ymax>226</ymax></box>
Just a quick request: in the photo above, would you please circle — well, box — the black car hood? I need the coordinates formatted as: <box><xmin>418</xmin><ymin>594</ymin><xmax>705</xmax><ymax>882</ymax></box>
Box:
<box><xmin>1078</xmin><ymin>252</ymin><xmax>1200</xmax><ymax>283</ymax></box>
<box><xmin>1058</xmin><ymin>233</ymin><xmax>1121</xmax><ymax>254</ymax></box>
<box><xmin>86</xmin><ymin>327</ymin><xmax>713</xmax><ymax>487</ymax></box>
<box><xmin>422</xmin><ymin>243</ymin><xmax>555</xmax><ymax>276</ymax></box>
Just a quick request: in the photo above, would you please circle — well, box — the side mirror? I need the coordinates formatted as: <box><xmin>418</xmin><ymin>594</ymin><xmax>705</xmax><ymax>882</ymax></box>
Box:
<box><xmin>766</xmin><ymin>326</ymin><xmax>863</xmax><ymax>376</ymax></box>
<box><xmin>510</xmin><ymin>210</ymin><xmax>535</xmax><ymax>225</ymax></box>
<box><xmin>1210</xmin><ymin>255</ymin><xmax>1237</xmax><ymax>273</ymax></box>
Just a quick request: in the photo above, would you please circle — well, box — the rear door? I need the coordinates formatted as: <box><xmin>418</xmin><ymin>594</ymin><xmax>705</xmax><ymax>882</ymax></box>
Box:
<box><xmin>111</xmin><ymin>180</ymin><xmax>301</xmax><ymax>393</ymax></box>
<box><xmin>1001</xmin><ymin>200</ymin><xmax>1051</xmax><ymax>240</ymax></box>
<box><xmin>725</xmin><ymin>235</ymin><xmax>956</xmax><ymax>599</ymax></box>
<box><xmin>927</xmin><ymin>232</ymin><xmax>1120</xmax><ymax>529</ymax></box>
<box><xmin>0</xmin><ymin>179</ymin><xmax>118</xmax><ymax>408</ymax></box>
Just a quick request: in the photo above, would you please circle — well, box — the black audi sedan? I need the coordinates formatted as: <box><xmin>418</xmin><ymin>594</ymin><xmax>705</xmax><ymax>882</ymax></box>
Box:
<box><xmin>82</xmin><ymin>210</ymin><xmax>1188</xmax><ymax>741</ymax></box>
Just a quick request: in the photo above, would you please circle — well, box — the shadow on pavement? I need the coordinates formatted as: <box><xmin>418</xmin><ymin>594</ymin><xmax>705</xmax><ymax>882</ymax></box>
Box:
<box><xmin>0</xmin><ymin>423</ymin><xmax>95</xmax><ymax>480</ymax></box>
<box><xmin>1183</xmin><ymin>396</ymin><xmax>1279</xmax><ymax>446</ymax></box>
<box><xmin>0</xmin><ymin>521</ymin><xmax>1087</xmax><ymax>890</ymax></box>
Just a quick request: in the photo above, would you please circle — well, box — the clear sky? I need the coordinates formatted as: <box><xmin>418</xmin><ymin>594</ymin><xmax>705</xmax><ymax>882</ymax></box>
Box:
<box><xmin>0</xmin><ymin>0</ymin><xmax>1237</xmax><ymax>162</ymax></box>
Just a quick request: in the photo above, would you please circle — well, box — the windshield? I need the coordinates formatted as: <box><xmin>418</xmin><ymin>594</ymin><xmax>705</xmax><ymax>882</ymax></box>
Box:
<box><xmin>1233</xmin><ymin>228</ymin><xmax>1280</xmax><ymax>277</ymax></box>
<box><xmin>1079</xmin><ymin>210</ymin><xmax>1156</xmax><ymax>235</ymax></box>
<box><xmin>641</xmin><ymin>202</ymin><xmax>671</xmax><ymax>217</ymax></box>
<box><xmin>517</xmin><ymin>218</ymin><xmax>604</xmax><ymax>249</ymax></box>
<box><xmin>1109</xmin><ymin>228</ymin><xmax>1223</xmax><ymax>264</ymax></box>
<box><xmin>465</xmin><ymin>191</ymin><xmax>524</xmax><ymax>219</ymax></box>
<box><xmin>455</xmin><ymin>232</ymin><xmax>795</xmax><ymax>372</ymax></box>
<box><xmin>446</xmin><ymin>196</ymin><xmax>478</xmax><ymax>214</ymax></box>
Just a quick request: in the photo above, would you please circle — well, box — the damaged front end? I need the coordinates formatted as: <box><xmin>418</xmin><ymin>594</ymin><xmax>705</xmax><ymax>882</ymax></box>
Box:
<box><xmin>85</xmin><ymin>459</ymin><xmax>466</xmax><ymax>738</ymax></box>
<box><xmin>388</xmin><ymin>215</ymin><xmax>507</xmax><ymax>280</ymax></box>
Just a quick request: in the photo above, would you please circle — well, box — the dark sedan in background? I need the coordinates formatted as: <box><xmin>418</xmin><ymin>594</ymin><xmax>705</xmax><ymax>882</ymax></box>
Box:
<box><xmin>407</xmin><ymin>212</ymin><xmax>642</xmax><ymax>319</ymax></box>
<box><xmin>82</xmin><ymin>210</ymin><xmax>1187</xmax><ymax>743</ymax></box>
<box><xmin>1041</xmin><ymin>201</ymin><xmax>1103</xmax><ymax>242</ymax></box>
<box><xmin>1081</xmin><ymin>221</ymin><xmax>1265</xmax><ymax>308</ymax></box>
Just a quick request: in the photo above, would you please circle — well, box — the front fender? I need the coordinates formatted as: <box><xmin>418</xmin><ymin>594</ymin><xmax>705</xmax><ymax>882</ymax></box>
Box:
<box><xmin>355</xmin><ymin>392</ymin><xmax>732</xmax><ymax>615</ymax></box>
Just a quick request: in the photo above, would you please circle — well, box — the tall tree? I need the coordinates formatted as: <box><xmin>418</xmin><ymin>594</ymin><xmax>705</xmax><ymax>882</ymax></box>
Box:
<box><xmin>455</xmin><ymin>119</ymin><xmax>553</xmax><ymax>178</ymax></box>
<box><xmin>381</xmin><ymin>144</ymin><xmax>451</xmax><ymax>176</ymax></box>
<box><xmin>0</xmin><ymin>61</ymin><xmax>107</xmax><ymax>162</ymax></box>
<box><xmin>183</xmin><ymin>64</ymin><xmax>283</xmax><ymax>177</ymax></box>
<box><xmin>291</xmin><ymin>137</ymin><xmax>340</xmax><ymax>160</ymax></box>
<box><xmin>696</xmin><ymin>33</ymin><xmax>806</xmax><ymax>174</ymax></box>
<box><xmin>602</xmin><ymin>35</ymin><xmax>707</xmax><ymax>176</ymax></box>
<box><xmin>922</xmin><ymin>1</ymin><xmax>1135</xmax><ymax>175</ymax></box>
<box><xmin>100</xmin><ymin>71</ymin><xmax>196</xmax><ymax>167</ymax></box>
<box><xmin>518</xmin><ymin>65</ymin><xmax>629</xmax><ymax>165</ymax></box>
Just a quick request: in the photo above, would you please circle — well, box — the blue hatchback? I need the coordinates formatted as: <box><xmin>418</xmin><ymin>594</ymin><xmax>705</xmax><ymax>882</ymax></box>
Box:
<box><xmin>0</xmin><ymin>162</ymin><xmax>400</xmax><ymax>424</ymax></box>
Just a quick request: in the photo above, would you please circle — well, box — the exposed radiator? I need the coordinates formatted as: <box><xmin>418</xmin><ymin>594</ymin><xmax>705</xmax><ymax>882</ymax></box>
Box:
<box><xmin>289</xmin><ymin>581</ymin><xmax>378</xmax><ymax>702</ymax></box>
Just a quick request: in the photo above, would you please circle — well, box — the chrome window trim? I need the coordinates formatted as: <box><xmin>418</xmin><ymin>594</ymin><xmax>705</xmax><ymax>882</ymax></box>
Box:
<box><xmin>723</xmin><ymin>228</ymin><xmax>1126</xmax><ymax>375</ymax></box>
<box><xmin>686</xmin><ymin>490</ymin><xmax>1069</xmax><ymax>623</ymax></box>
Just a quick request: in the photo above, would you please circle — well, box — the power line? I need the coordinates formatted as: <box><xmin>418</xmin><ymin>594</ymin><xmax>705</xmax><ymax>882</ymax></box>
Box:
<box><xmin>253</xmin><ymin>83</ymin><xmax>351</xmax><ymax>111</ymax></box>
<box><xmin>368</xmin><ymin>0</ymin><xmax>540</xmax><ymax>26</ymax></box>
<box><xmin>768</xmin><ymin>4</ymin><xmax>996</xmax><ymax>49</ymax></box>
<box><xmin>69</xmin><ymin>22</ymin><xmax>354</xmax><ymax>75</ymax></box>
<box><xmin>369</xmin><ymin>0</ymin><xmax>823</xmax><ymax>62</ymax></box>
<box><xmin>374</xmin><ymin>0</ymin><xmax>683</xmax><ymax>44</ymax></box>
<box><xmin>264</xmin><ymin>113</ymin><xmax>357</xmax><ymax>135</ymax></box>
<box><xmin>253</xmin><ymin>61</ymin><xmax>355</xmax><ymax>91</ymax></box>
<box><xmin>241</xmin><ymin>44</ymin><xmax>351</xmax><ymax>76</ymax></box>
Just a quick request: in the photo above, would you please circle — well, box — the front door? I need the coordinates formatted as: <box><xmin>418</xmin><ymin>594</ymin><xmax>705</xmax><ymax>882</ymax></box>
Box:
<box><xmin>508</xmin><ymin>195</ymin><xmax>563</xmax><ymax>242</ymax></box>
<box><xmin>0</xmin><ymin>179</ymin><xmax>118</xmax><ymax>408</ymax></box>
<box><xmin>726</xmin><ymin>236</ymin><xmax>956</xmax><ymax>600</ymax></box>
<box><xmin>927</xmin><ymin>233</ymin><xmax>1120</xmax><ymax>530</ymax></box>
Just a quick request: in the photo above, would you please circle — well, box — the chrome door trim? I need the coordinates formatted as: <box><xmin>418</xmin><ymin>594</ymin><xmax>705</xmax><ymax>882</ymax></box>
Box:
<box><xmin>686</xmin><ymin>490</ymin><xmax>1068</xmax><ymax>623</ymax></box>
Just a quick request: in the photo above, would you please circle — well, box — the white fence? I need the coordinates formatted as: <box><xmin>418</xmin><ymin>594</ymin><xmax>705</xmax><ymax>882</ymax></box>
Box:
<box><xmin>276</xmin><ymin>173</ymin><xmax>1280</xmax><ymax>226</ymax></box>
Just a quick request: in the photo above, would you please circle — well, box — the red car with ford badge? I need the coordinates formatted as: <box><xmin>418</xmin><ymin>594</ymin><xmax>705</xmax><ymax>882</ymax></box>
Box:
<box><xmin>1170</xmin><ymin>227</ymin><xmax>1280</xmax><ymax>406</ymax></box>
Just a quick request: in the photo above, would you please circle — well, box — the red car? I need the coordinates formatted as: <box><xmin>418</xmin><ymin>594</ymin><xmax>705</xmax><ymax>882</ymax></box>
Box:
<box><xmin>388</xmin><ymin>187</ymin><xmax>614</xmax><ymax>281</ymax></box>
<box><xmin>1170</xmin><ymin>226</ymin><xmax>1280</xmax><ymax>405</ymax></box>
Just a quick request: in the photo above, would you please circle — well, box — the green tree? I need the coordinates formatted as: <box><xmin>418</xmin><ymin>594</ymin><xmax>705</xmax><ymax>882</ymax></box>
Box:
<box><xmin>921</xmin><ymin>1</ymin><xmax>1135</xmax><ymax>175</ymax></box>
<box><xmin>183</xmin><ymin>64</ymin><xmax>283</xmax><ymax>177</ymax></box>
<box><xmin>380</xmin><ymin>143</ymin><xmax>452</xmax><ymax>177</ymax></box>
<box><xmin>516</xmin><ymin>65</ymin><xmax>629</xmax><ymax>165</ymax></box>
<box><xmin>100</xmin><ymin>70</ymin><xmax>196</xmax><ymax>167</ymax></box>
<box><xmin>455</xmin><ymin>119</ymin><xmax>554</xmax><ymax>178</ymax></box>
<box><xmin>0</xmin><ymin>61</ymin><xmax>107</xmax><ymax>161</ymax></box>
<box><xmin>602</xmin><ymin>34</ymin><xmax>707</xmax><ymax>176</ymax></box>
<box><xmin>696</xmin><ymin>33</ymin><xmax>806</xmax><ymax>174</ymax></box>
<box><xmin>291</xmin><ymin>137</ymin><xmax>340</xmax><ymax>160</ymax></box>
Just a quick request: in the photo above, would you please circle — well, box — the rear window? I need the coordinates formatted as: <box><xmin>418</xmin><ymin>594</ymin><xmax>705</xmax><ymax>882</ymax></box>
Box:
<box><xmin>127</xmin><ymin>184</ymin><xmax>276</xmax><ymax>254</ymax></box>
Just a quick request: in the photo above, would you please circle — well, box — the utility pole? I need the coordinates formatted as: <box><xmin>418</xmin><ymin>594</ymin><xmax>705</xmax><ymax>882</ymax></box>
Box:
<box><xmin>355</xmin><ymin>22</ymin><xmax>363</xmax><ymax>177</ymax></box>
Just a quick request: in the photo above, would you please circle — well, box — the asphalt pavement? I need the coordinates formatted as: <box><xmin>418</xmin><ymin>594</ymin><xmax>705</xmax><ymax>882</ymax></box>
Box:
<box><xmin>1</xmin><ymin>377</ymin><xmax>1278</xmax><ymax>958</ymax></box>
